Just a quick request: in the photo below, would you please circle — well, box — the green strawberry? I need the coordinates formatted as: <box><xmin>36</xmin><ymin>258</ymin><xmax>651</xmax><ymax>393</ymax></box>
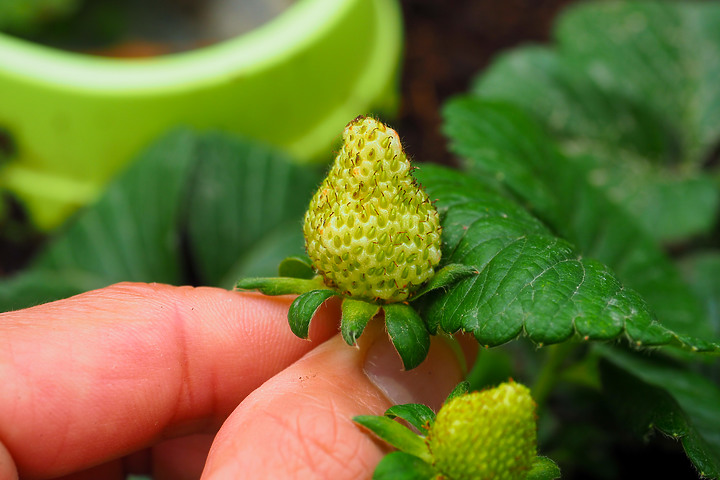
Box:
<box><xmin>427</xmin><ymin>381</ymin><xmax>537</xmax><ymax>480</ymax></box>
<box><xmin>303</xmin><ymin>116</ymin><xmax>442</xmax><ymax>303</ymax></box>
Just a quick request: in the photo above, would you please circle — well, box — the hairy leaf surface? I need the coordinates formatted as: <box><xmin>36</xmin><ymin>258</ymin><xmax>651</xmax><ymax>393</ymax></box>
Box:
<box><xmin>417</xmin><ymin>164</ymin><xmax>718</xmax><ymax>352</ymax></box>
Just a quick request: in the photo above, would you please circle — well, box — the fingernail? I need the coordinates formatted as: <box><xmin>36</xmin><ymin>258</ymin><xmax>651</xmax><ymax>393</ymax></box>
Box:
<box><xmin>362</xmin><ymin>328</ymin><xmax>465</xmax><ymax>411</ymax></box>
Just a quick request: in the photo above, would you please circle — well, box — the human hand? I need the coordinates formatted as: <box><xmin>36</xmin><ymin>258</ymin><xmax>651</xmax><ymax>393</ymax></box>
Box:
<box><xmin>0</xmin><ymin>282</ymin><xmax>469</xmax><ymax>479</ymax></box>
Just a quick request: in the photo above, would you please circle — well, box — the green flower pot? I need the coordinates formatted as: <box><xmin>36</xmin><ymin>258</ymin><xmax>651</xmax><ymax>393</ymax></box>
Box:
<box><xmin>0</xmin><ymin>0</ymin><xmax>402</xmax><ymax>229</ymax></box>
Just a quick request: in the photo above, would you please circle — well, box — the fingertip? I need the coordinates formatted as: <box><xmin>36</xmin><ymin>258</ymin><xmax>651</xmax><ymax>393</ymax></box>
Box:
<box><xmin>203</xmin><ymin>335</ymin><xmax>388</xmax><ymax>479</ymax></box>
<box><xmin>0</xmin><ymin>283</ymin><xmax>340</xmax><ymax>478</ymax></box>
<box><xmin>203</xmin><ymin>320</ymin><xmax>466</xmax><ymax>479</ymax></box>
<box><xmin>0</xmin><ymin>442</ymin><xmax>18</xmax><ymax>480</ymax></box>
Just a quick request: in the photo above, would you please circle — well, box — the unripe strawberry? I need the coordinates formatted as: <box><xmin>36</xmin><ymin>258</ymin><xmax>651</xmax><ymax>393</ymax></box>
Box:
<box><xmin>303</xmin><ymin>116</ymin><xmax>442</xmax><ymax>302</ymax></box>
<box><xmin>427</xmin><ymin>382</ymin><xmax>537</xmax><ymax>480</ymax></box>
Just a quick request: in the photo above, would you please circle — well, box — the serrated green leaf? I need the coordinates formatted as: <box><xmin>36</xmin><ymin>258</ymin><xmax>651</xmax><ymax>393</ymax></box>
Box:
<box><xmin>340</xmin><ymin>298</ymin><xmax>380</xmax><ymax>346</ymax></box>
<box><xmin>353</xmin><ymin>415</ymin><xmax>432</xmax><ymax>463</ymax></box>
<box><xmin>385</xmin><ymin>404</ymin><xmax>436</xmax><ymax>432</ymax></box>
<box><xmin>415</xmin><ymin>163</ymin><xmax>718</xmax><ymax>353</ymax></box>
<box><xmin>278</xmin><ymin>255</ymin><xmax>315</xmax><ymax>279</ymax></box>
<box><xmin>384</xmin><ymin>303</ymin><xmax>431</xmax><ymax>370</ymax></box>
<box><xmin>526</xmin><ymin>456</ymin><xmax>562</xmax><ymax>480</ymax></box>
<box><xmin>372</xmin><ymin>451</ymin><xmax>437</xmax><ymax>480</ymax></box>
<box><xmin>235</xmin><ymin>276</ymin><xmax>325</xmax><ymax>296</ymax></box>
<box><xmin>599</xmin><ymin>347</ymin><xmax>720</xmax><ymax>479</ymax></box>
<box><xmin>442</xmin><ymin>99</ymin><xmax>715</xmax><ymax>344</ymax></box>
<box><xmin>288</xmin><ymin>289</ymin><xmax>337</xmax><ymax>339</ymax></box>
<box><xmin>411</xmin><ymin>263</ymin><xmax>478</xmax><ymax>301</ymax></box>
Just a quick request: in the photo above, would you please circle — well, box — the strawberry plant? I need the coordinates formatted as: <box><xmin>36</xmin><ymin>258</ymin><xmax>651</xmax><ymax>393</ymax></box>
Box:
<box><xmin>1</xmin><ymin>1</ymin><xmax>720</xmax><ymax>478</ymax></box>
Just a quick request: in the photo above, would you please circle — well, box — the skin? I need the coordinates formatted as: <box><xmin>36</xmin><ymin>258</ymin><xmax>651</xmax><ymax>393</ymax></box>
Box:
<box><xmin>0</xmin><ymin>282</ymin><xmax>468</xmax><ymax>480</ymax></box>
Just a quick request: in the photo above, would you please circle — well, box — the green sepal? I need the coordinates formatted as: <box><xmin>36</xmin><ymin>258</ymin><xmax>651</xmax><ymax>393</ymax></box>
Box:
<box><xmin>385</xmin><ymin>404</ymin><xmax>436</xmax><ymax>432</ymax></box>
<box><xmin>235</xmin><ymin>276</ymin><xmax>325</xmax><ymax>295</ymax></box>
<box><xmin>526</xmin><ymin>456</ymin><xmax>562</xmax><ymax>480</ymax></box>
<box><xmin>411</xmin><ymin>263</ymin><xmax>479</xmax><ymax>300</ymax></box>
<box><xmin>384</xmin><ymin>303</ymin><xmax>431</xmax><ymax>370</ymax></box>
<box><xmin>288</xmin><ymin>289</ymin><xmax>337</xmax><ymax>339</ymax></box>
<box><xmin>353</xmin><ymin>415</ymin><xmax>432</xmax><ymax>463</ymax></box>
<box><xmin>444</xmin><ymin>381</ymin><xmax>470</xmax><ymax>404</ymax></box>
<box><xmin>341</xmin><ymin>298</ymin><xmax>381</xmax><ymax>346</ymax></box>
<box><xmin>372</xmin><ymin>451</ymin><xmax>437</xmax><ymax>480</ymax></box>
<box><xmin>278</xmin><ymin>255</ymin><xmax>315</xmax><ymax>279</ymax></box>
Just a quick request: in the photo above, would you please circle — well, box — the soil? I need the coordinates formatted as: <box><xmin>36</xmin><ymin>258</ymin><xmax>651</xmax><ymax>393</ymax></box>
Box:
<box><xmin>397</xmin><ymin>0</ymin><xmax>578</xmax><ymax>166</ymax></box>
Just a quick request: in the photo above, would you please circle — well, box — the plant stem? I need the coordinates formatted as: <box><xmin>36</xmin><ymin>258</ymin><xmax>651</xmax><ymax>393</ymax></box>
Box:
<box><xmin>531</xmin><ymin>341</ymin><xmax>577</xmax><ymax>408</ymax></box>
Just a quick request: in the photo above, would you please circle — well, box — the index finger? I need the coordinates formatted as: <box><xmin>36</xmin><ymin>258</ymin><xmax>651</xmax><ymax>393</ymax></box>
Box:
<box><xmin>0</xmin><ymin>282</ymin><xmax>338</xmax><ymax>479</ymax></box>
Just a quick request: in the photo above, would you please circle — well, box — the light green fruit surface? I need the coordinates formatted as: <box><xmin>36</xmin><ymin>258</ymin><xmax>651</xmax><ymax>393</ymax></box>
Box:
<box><xmin>303</xmin><ymin>116</ymin><xmax>441</xmax><ymax>302</ymax></box>
<box><xmin>427</xmin><ymin>382</ymin><xmax>537</xmax><ymax>480</ymax></box>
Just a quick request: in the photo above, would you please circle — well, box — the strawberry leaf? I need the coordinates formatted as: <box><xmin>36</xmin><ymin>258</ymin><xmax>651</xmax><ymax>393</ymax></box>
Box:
<box><xmin>384</xmin><ymin>303</ymin><xmax>431</xmax><ymax>370</ymax></box>
<box><xmin>340</xmin><ymin>298</ymin><xmax>380</xmax><ymax>346</ymax></box>
<box><xmin>411</xmin><ymin>263</ymin><xmax>479</xmax><ymax>301</ymax></box>
<box><xmin>0</xmin><ymin>130</ymin><xmax>322</xmax><ymax>311</ymax></box>
<box><xmin>371</xmin><ymin>451</ymin><xmax>436</xmax><ymax>480</ymax></box>
<box><xmin>527</xmin><ymin>456</ymin><xmax>562</xmax><ymax>480</ymax></box>
<box><xmin>235</xmin><ymin>276</ymin><xmax>324</xmax><ymax>296</ymax></box>
<box><xmin>353</xmin><ymin>415</ymin><xmax>432</xmax><ymax>462</ymax></box>
<box><xmin>442</xmin><ymin>99</ymin><xmax>711</xmax><ymax>341</ymax></box>
<box><xmin>288</xmin><ymin>289</ymin><xmax>337</xmax><ymax>339</ymax></box>
<box><xmin>473</xmin><ymin>1</ymin><xmax>720</xmax><ymax>244</ymax></box>
<box><xmin>415</xmin><ymin>164</ymin><xmax>719</xmax><ymax>352</ymax></box>
<box><xmin>277</xmin><ymin>255</ymin><xmax>315</xmax><ymax>279</ymax></box>
<box><xmin>384</xmin><ymin>404</ymin><xmax>436</xmax><ymax>432</ymax></box>
<box><xmin>444</xmin><ymin>381</ymin><xmax>470</xmax><ymax>404</ymax></box>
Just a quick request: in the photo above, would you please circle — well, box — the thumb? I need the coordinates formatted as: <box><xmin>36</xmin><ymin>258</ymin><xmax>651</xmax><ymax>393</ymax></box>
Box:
<box><xmin>202</xmin><ymin>320</ymin><xmax>469</xmax><ymax>479</ymax></box>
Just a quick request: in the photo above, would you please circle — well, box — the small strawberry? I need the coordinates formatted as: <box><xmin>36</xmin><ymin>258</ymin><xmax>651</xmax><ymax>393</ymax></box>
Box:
<box><xmin>236</xmin><ymin>116</ymin><xmax>476</xmax><ymax>369</ymax></box>
<box><xmin>353</xmin><ymin>381</ymin><xmax>555</xmax><ymax>480</ymax></box>
<box><xmin>303</xmin><ymin>116</ymin><xmax>442</xmax><ymax>303</ymax></box>
<box><xmin>427</xmin><ymin>381</ymin><xmax>537</xmax><ymax>480</ymax></box>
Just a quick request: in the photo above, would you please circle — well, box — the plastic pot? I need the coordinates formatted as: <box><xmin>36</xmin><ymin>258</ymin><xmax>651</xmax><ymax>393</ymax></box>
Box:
<box><xmin>0</xmin><ymin>0</ymin><xmax>402</xmax><ymax>229</ymax></box>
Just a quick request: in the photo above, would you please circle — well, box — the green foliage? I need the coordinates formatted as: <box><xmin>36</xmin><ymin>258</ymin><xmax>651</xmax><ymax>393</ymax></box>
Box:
<box><xmin>353</xmin><ymin>414</ymin><xmax>432</xmax><ymax>463</ymax></box>
<box><xmin>340</xmin><ymin>298</ymin><xmax>380</xmax><ymax>345</ymax></box>
<box><xmin>527</xmin><ymin>457</ymin><xmax>562</xmax><ymax>480</ymax></box>
<box><xmin>372</xmin><ymin>452</ymin><xmax>437</xmax><ymax>480</ymax></box>
<box><xmin>416</xmin><ymin>162</ymin><xmax>717</xmax><ymax>352</ymax></box>
<box><xmin>473</xmin><ymin>1</ymin><xmax>720</xmax><ymax>244</ymax></box>
<box><xmin>384</xmin><ymin>303</ymin><xmax>431</xmax><ymax>370</ymax></box>
<box><xmin>442</xmin><ymin>1</ymin><xmax>720</xmax><ymax>477</ymax></box>
<box><xmin>0</xmin><ymin>130</ymin><xmax>322</xmax><ymax>311</ymax></box>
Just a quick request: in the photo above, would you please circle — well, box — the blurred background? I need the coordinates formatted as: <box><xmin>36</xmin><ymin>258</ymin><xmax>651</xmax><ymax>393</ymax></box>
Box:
<box><xmin>0</xmin><ymin>0</ymin><xmax>577</xmax><ymax>271</ymax></box>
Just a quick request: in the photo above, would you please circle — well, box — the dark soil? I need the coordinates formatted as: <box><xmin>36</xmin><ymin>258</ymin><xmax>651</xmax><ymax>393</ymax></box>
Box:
<box><xmin>397</xmin><ymin>0</ymin><xmax>578</xmax><ymax>166</ymax></box>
